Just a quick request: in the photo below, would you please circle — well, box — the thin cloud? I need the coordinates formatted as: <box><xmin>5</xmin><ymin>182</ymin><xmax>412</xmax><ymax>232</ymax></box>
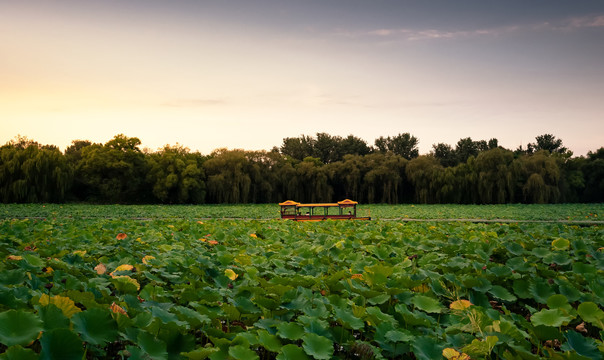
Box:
<box><xmin>162</xmin><ymin>98</ymin><xmax>226</xmax><ymax>107</ymax></box>
<box><xmin>547</xmin><ymin>14</ymin><xmax>604</xmax><ymax>30</ymax></box>
<box><xmin>338</xmin><ymin>14</ymin><xmax>604</xmax><ymax>42</ymax></box>
<box><xmin>341</xmin><ymin>25</ymin><xmax>519</xmax><ymax>42</ymax></box>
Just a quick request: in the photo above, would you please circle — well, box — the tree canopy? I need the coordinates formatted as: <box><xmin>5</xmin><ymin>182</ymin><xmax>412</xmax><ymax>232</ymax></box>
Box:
<box><xmin>1</xmin><ymin>133</ymin><xmax>602</xmax><ymax>204</ymax></box>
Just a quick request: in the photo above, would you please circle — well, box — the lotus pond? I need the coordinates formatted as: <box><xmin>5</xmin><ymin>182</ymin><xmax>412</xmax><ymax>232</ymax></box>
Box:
<box><xmin>0</xmin><ymin>207</ymin><xmax>603</xmax><ymax>359</ymax></box>
<box><xmin>1</xmin><ymin>203</ymin><xmax>603</xmax><ymax>221</ymax></box>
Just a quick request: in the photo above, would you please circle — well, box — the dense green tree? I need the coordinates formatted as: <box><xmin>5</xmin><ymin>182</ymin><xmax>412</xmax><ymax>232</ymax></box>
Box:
<box><xmin>405</xmin><ymin>156</ymin><xmax>441</xmax><ymax>203</ymax></box>
<box><xmin>518</xmin><ymin>151</ymin><xmax>561</xmax><ymax>203</ymax></box>
<box><xmin>146</xmin><ymin>144</ymin><xmax>205</xmax><ymax>203</ymax></box>
<box><xmin>76</xmin><ymin>134</ymin><xmax>148</xmax><ymax>203</ymax></box>
<box><xmin>474</xmin><ymin>148</ymin><xmax>516</xmax><ymax>204</ymax></box>
<box><xmin>280</xmin><ymin>135</ymin><xmax>315</xmax><ymax>161</ymax></box>
<box><xmin>581</xmin><ymin>148</ymin><xmax>604</xmax><ymax>202</ymax></box>
<box><xmin>340</xmin><ymin>135</ymin><xmax>371</xmax><ymax>157</ymax></box>
<box><xmin>0</xmin><ymin>137</ymin><xmax>72</xmax><ymax>202</ymax></box>
<box><xmin>2</xmin><ymin>132</ymin><xmax>602</xmax><ymax>205</ymax></box>
<box><xmin>455</xmin><ymin>137</ymin><xmax>480</xmax><ymax>164</ymax></box>
<box><xmin>295</xmin><ymin>157</ymin><xmax>332</xmax><ymax>202</ymax></box>
<box><xmin>431</xmin><ymin>143</ymin><xmax>457</xmax><ymax>167</ymax></box>
<box><xmin>203</xmin><ymin>149</ymin><xmax>251</xmax><ymax>203</ymax></box>
<box><xmin>313</xmin><ymin>133</ymin><xmax>343</xmax><ymax>164</ymax></box>
<box><xmin>527</xmin><ymin>134</ymin><xmax>569</xmax><ymax>155</ymax></box>
<box><xmin>374</xmin><ymin>133</ymin><xmax>419</xmax><ymax>160</ymax></box>
<box><xmin>363</xmin><ymin>153</ymin><xmax>407</xmax><ymax>203</ymax></box>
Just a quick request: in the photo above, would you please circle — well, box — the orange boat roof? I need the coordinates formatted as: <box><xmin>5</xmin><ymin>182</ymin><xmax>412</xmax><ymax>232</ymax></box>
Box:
<box><xmin>278</xmin><ymin>200</ymin><xmax>300</xmax><ymax>206</ymax></box>
<box><xmin>279</xmin><ymin>199</ymin><xmax>358</xmax><ymax>207</ymax></box>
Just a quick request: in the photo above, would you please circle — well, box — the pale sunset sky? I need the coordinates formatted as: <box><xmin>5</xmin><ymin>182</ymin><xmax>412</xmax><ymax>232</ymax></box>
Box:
<box><xmin>1</xmin><ymin>1</ymin><xmax>603</xmax><ymax>156</ymax></box>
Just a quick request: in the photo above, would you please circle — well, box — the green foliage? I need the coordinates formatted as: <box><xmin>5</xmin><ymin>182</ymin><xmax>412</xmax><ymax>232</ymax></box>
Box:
<box><xmin>0</xmin><ymin>310</ymin><xmax>43</xmax><ymax>346</ymax></box>
<box><xmin>0</xmin><ymin>205</ymin><xmax>603</xmax><ymax>359</ymax></box>
<box><xmin>2</xmin><ymin>133</ymin><xmax>604</xmax><ymax>204</ymax></box>
<box><xmin>71</xmin><ymin>308</ymin><xmax>118</xmax><ymax>346</ymax></box>
<box><xmin>0</xmin><ymin>137</ymin><xmax>72</xmax><ymax>203</ymax></box>
<box><xmin>302</xmin><ymin>333</ymin><xmax>333</xmax><ymax>359</ymax></box>
<box><xmin>39</xmin><ymin>329</ymin><xmax>85</xmax><ymax>360</ymax></box>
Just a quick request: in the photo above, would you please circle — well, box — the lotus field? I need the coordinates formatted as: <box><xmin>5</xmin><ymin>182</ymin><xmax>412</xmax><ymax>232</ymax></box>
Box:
<box><xmin>0</xmin><ymin>205</ymin><xmax>603</xmax><ymax>359</ymax></box>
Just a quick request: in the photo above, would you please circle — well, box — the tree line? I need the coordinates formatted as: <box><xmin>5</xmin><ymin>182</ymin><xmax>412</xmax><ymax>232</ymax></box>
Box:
<box><xmin>1</xmin><ymin>133</ymin><xmax>602</xmax><ymax>204</ymax></box>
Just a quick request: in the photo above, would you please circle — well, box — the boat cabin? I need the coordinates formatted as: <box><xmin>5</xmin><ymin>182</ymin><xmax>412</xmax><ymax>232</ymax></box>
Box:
<box><xmin>279</xmin><ymin>199</ymin><xmax>370</xmax><ymax>221</ymax></box>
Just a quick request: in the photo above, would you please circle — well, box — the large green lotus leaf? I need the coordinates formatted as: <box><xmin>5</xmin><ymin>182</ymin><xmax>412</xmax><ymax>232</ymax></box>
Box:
<box><xmin>577</xmin><ymin>302</ymin><xmax>604</xmax><ymax>329</ymax></box>
<box><xmin>158</xmin><ymin>323</ymin><xmax>196</xmax><ymax>359</ymax></box>
<box><xmin>137</xmin><ymin>330</ymin><xmax>168</xmax><ymax>360</ymax></box>
<box><xmin>573</xmin><ymin>262</ymin><xmax>597</xmax><ymax>275</ymax></box>
<box><xmin>512</xmin><ymin>279</ymin><xmax>531</xmax><ymax>299</ymax></box>
<box><xmin>552</xmin><ymin>238</ymin><xmax>570</xmax><ymax>251</ymax></box>
<box><xmin>506</xmin><ymin>243</ymin><xmax>526</xmax><ymax>256</ymax></box>
<box><xmin>546</xmin><ymin>294</ymin><xmax>572</xmax><ymax>312</ymax></box>
<box><xmin>412</xmin><ymin>336</ymin><xmax>445</xmax><ymax>360</ymax></box>
<box><xmin>0</xmin><ymin>345</ymin><xmax>38</xmax><ymax>360</ymax></box>
<box><xmin>488</xmin><ymin>265</ymin><xmax>512</xmax><ymax>278</ymax></box>
<box><xmin>461</xmin><ymin>336</ymin><xmax>498</xmax><ymax>359</ymax></box>
<box><xmin>557</xmin><ymin>281</ymin><xmax>582</xmax><ymax>303</ymax></box>
<box><xmin>334</xmin><ymin>307</ymin><xmax>365</xmax><ymax>330</ymax></box>
<box><xmin>531</xmin><ymin>309</ymin><xmax>572</xmax><ymax>327</ymax></box>
<box><xmin>181</xmin><ymin>347</ymin><xmax>218</xmax><ymax>360</ymax></box>
<box><xmin>367</xmin><ymin>294</ymin><xmax>390</xmax><ymax>305</ymax></box>
<box><xmin>467</xmin><ymin>276</ymin><xmax>492</xmax><ymax>293</ymax></box>
<box><xmin>228</xmin><ymin>345</ymin><xmax>258</xmax><ymax>360</ymax></box>
<box><xmin>72</xmin><ymin>308</ymin><xmax>118</xmax><ymax>346</ymax></box>
<box><xmin>489</xmin><ymin>285</ymin><xmax>517</xmax><ymax>302</ymax></box>
<box><xmin>39</xmin><ymin>328</ymin><xmax>84</xmax><ymax>360</ymax></box>
<box><xmin>276</xmin><ymin>345</ymin><xmax>310</xmax><ymax>360</ymax></box>
<box><xmin>365</xmin><ymin>306</ymin><xmax>397</xmax><ymax>325</ymax></box>
<box><xmin>257</xmin><ymin>330</ymin><xmax>282</xmax><ymax>353</ymax></box>
<box><xmin>298</xmin><ymin>315</ymin><xmax>330</xmax><ymax>338</ymax></box>
<box><xmin>35</xmin><ymin>304</ymin><xmax>70</xmax><ymax>331</ymax></box>
<box><xmin>562</xmin><ymin>330</ymin><xmax>602</xmax><ymax>360</ymax></box>
<box><xmin>0</xmin><ymin>310</ymin><xmax>43</xmax><ymax>346</ymax></box>
<box><xmin>0</xmin><ymin>270</ymin><xmax>26</xmax><ymax>286</ymax></box>
<box><xmin>531</xmin><ymin>247</ymin><xmax>550</xmax><ymax>258</ymax></box>
<box><xmin>529</xmin><ymin>279</ymin><xmax>555</xmax><ymax>304</ymax></box>
<box><xmin>276</xmin><ymin>322</ymin><xmax>305</xmax><ymax>340</ymax></box>
<box><xmin>173</xmin><ymin>306</ymin><xmax>211</xmax><ymax>328</ymax></box>
<box><xmin>550</xmin><ymin>252</ymin><xmax>572</xmax><ymax>266</ymax></box>
<box><xmin>588</xmin><ymin>280</ymin><xmax>604</xmax><ymax>301</ymax></box>
<box><xmin>384</xmin><ymin>329</ymin><xmax>414</xmax><ymax>343</ymax></box>
<box><xmin>302</xmin><ymin>333</ymin><xmax>333</xmax><ymax>360</ymax></box>
<box><xmin>22</xmin><ymin>254</ymin><xmax>45</xmax><ymax>268</ymax></box>
<box><xmin>150</xmin><ymin>306</ymin><xmax>188</xmax><ymax>327</ymax></box>
<box><xmin>232</xmin><ymin>296</ymin><xmax>261</xmax><ymax>314</ymax></box>
<box><xmin>394</xmin><ymin>303</ymin><xmax>434</xmax><ymax>327</ymax></box>
<box><xmin>506</xmin><ymin>257</ymin><xmax>532</xmax><ymax>273</ymax></box>
<box><xmin>411</xmin><ymin>295</ymin><xmax>444</xmax><ymax>313</ymax></box>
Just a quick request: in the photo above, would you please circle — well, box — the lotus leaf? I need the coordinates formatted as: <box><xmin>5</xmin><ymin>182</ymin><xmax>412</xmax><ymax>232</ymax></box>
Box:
<box><xmin>39</xmin><ymin>328</ymin><xmax>84</xmax><ymax>360</ymax></box>
<box><xmin>0</xmin><ymin>310</ymin><xmax>43</xmax><ymax>346</ymax></box>
<box><xmin>72</xmin><ymin>308</ymin><xmax>118</xmax><ymax>346</ymax></box>
<box><xmin>302</xmin><ymin>333</ymin><xmax>333</xmax><ymax>360</ymax></box>
<box><xmin>531</xmin><ymin>309</ymin><xmax>573</xmax><ymax>327</ymax></box>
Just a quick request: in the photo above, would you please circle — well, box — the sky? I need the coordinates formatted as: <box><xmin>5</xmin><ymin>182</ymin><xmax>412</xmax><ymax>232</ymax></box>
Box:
<box><xmin>1</xmin><ymin>0</ymin><xmax>603</xmax><ymax>156</ymax></box>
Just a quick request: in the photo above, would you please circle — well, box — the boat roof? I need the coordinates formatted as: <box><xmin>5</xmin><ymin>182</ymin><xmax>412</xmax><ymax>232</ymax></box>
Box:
<box><xmin>279</xmin><ymin>199</ymin><xmax>358</xmax><ymax>207</ymax></box>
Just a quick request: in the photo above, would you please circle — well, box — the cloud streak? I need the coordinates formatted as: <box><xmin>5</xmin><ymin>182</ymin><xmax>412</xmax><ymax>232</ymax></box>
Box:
<box><xmin>336</xmin><ymin>14</ymin><xmax>604</xmax><ymax>42</ymax></box>
<box><xmin>161</xmin><ymin>98</ymin><xmax>226</xmax><ymax>108</ymax></box>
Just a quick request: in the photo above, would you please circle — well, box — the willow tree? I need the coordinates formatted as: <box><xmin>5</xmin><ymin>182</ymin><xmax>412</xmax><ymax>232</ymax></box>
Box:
<box><xmin>203</xmin><ymin>149</ymin><xmax>251</xmax><ymax>203</ymax></box>
<box><xmin>581</xmin><ymin>148</ymin><xmax>604</xmax><ymax>202</ymax></box>
<box><xmin>146</xmin><ymin>144</ymin><xmax>206</xmax><ymax>204</ymax></box>
<box><xmin>405</xmin><ymin>155</ymin><xmax>442</xmax><ymax>203</ymax></box>
<box><xmin>475</xmin><ymin>148</ymin><xmax>516</xmax><ymax>204</ymax></box>
<box><xmin>294</xmin><ymin>157</ymin><xmax>333</xmax><ymax>203</ymax></box>
<box><xmin>518</xmin><ymin>151</ymin><xmax>561</xmax><ymax>203</ymax></box>
<box><xmin>0</xmin><ymin>137</ymin><xmax>72</xmax><ymax>203</ymax></box>
<box><xmin>76</xmin><ymin>134</ymin><xmax>148</xmax><ymax>203</ymax></box>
